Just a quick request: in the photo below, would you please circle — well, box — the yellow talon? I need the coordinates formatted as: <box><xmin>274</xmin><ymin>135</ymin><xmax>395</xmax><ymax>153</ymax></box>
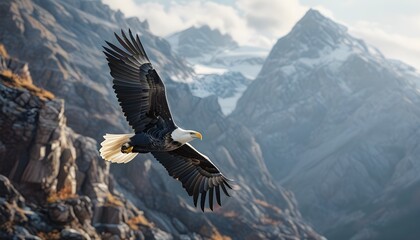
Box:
<box><xmin>122</xmin><ymin>146</ymin><xmax>133</xmax><ymax>154</ymax></box>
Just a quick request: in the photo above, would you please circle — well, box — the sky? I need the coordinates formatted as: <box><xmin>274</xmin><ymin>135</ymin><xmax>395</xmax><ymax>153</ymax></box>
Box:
<box><xmin>102</xmin><ymin>0</ymin><xmax>420</xmax><ymax>70</ymax></box>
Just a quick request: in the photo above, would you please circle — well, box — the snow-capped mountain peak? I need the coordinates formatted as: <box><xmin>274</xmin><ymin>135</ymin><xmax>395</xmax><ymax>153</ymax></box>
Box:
<box><xmin>259</xmin><ymin>9</ymin><xmax>392</xmax><ymax>84</ymax></box>
<box><xmin>294</xmin><ymin>9</ymin><xmax>348</xmax><ymax>42</ymax></box>
<box><xmin>167</xmin><ymin>25</ymin><xmax>238</xmax><ymax>58</ymax></box>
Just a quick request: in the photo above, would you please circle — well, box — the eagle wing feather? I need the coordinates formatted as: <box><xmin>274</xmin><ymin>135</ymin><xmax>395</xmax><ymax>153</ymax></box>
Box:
<box><xmin>103</xmin><ymin>30</ymin><xmax>174</xmax><ymax>133</ymax></box>
<box><xmin>152</xmin><ymin>143</ymin><xmax>233</xmax><ymax>211</ymax></box>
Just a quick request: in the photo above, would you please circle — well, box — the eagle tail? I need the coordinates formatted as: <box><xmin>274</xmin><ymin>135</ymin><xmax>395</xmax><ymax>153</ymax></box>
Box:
<box><xmin>100</xmin><ymin>133</ymin><xmax>138</xmax><ymax>163</ymax></box>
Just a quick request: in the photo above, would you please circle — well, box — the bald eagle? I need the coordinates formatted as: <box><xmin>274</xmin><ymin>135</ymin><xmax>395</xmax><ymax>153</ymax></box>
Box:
<box><xmin>99</xmin><ymin>30</ymin><xmax>233</xmax><ymax>211</ymax></box>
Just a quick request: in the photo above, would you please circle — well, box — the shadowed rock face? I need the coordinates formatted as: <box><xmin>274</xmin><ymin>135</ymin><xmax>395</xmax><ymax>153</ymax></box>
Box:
<box><xmin>0</xmin><ymin>53</ymin><xmax>165</xmax><ymax>239</ymax></box>
<box><xmin>0</xmin><ymin>1</ymin><xmax>324</xmax><ymax>240</ymax></box>
<box><xmin>0</xmin><ymin>54</ymin><xmax>80</xmax><ymax>201</ymax></box>
<box><xmin>232</xmin><ymin>9</ymin><xmax>420</xmax><ymax>238</ymax></box>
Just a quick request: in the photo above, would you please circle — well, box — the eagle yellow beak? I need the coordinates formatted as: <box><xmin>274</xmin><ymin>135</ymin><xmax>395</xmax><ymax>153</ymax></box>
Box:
<box><xmin>194</xmin><ymin>132</ymin><xmax>203</xmax><ymax>140</ymax></box>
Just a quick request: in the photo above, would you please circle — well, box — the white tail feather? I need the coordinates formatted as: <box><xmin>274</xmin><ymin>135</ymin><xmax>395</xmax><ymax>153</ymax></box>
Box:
<box><xmin>100</xmin><ymin>133</ymin><xmax>138</xmax><ymax>163</ymax></box>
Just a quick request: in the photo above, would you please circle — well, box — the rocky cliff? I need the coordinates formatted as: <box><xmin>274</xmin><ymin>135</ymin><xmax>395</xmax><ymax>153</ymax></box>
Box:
<box><xmin>233</xmin><ymin>9</ymin><xmax>420</xmax><ymax>238</ymax></box>
<box><xmin>0</xmin><ymin>48</ymin><xmax>170</xmax><ymax>239</ymax></box>
<box><xmin>0</xmin><ymin>1</ymin><xmax>323</xmax><ymax>239</ymax></box>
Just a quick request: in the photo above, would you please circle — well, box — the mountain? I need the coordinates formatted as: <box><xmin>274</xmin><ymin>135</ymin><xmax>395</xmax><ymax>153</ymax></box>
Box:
<box><xmin>167</xmin><ymin>25</ymin><xmax>238</xmax><ymax>59</ymax></box>
<box><xmin>232</xmin><ymin>9</ymin><xmax>420</xmax><ymax>238</ymax></box>
<box><xmin>168</xmin><ymin>26</ymin><xmax>268</xmax><ymax>115</ymax></box>
<box><xmin>0</xmin><ymin>1</ymin><xmax>323</xmax><ymax>239</ymax></box>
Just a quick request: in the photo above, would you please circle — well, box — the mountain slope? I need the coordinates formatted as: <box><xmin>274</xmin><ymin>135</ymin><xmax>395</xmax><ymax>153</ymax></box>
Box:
<box><xmin>0</xmin><ymin>1</ymin><xmax>323</xmax><ymax>239</ymax></box>
<box><xmin>232</xmin><ymin>9</ymin><xmax>420</xmax><ymax>236</ymax></box>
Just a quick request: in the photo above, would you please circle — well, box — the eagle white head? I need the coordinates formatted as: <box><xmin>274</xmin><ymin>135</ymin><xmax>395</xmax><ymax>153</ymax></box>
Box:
<box><xmin>171</xmin><ymin>128</ymin><xmax>203</xmax><ymax>144</ymax></box>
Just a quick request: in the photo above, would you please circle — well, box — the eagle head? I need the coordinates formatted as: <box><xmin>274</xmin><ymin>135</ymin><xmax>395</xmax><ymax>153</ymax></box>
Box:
<box><xmin>171</xmin><ymin>128</ymin><xmax>202</xmax><ymax>144</ymax></box>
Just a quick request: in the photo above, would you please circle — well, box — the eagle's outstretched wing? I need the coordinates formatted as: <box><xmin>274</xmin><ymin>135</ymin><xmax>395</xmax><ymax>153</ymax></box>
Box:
<box><xmin>103</xmin><ymin>29</ymin><xmax>175</xmax><ymax>133</ymax></box>
<box><xmin>152</xmin><ymin>143</ymin><xmax>233</xmax><ymax>211</ymax></box>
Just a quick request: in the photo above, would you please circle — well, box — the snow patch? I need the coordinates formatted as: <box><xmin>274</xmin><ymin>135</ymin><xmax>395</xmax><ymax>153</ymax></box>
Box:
<box><xmin>194</xmin><ymin>64</ymin><xmax>227</xmax><ymax>75</ymax></box>
<box><xmin>218</xmin><ymin>85</ymin><xmax>248</xmax><ymax>115</ymax></box>
<box><xmin>189</xmin><ymin>72</ymin><xmax>251</xmax><ymax>115</ymax></box>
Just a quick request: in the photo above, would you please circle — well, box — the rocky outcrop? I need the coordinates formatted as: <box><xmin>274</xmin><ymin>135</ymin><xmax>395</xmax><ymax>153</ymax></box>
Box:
<box><xmin>233</xmin><ymin>9</ymin><xmax>420</xmax><ymax>238</ymax></box>
<box><xmin>0</xmin><ymin>53</ymin><xmax>168</xmax><ymax>239</ymax></box>
<box><xmin>0</xmin><ymin>54</ymin><xmax>78</xmax><ymax>201</ymax></box>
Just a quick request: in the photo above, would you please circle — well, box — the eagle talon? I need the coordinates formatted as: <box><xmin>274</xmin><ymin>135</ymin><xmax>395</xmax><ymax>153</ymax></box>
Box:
<box><xmin>121</xmin><ymin>146</ymin><xmax>133</xmax><ymax>154</ymax></box>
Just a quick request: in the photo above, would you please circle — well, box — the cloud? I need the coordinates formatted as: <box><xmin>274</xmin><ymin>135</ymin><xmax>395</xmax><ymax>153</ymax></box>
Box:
<box><xmin>102</xmin><ymin>0</ymin><xmax>420</xmax><ymax>70</ymax></box>
<box><xmin>349</xmin><ymin>21</ymin><xmax>420</xmax><ymax>70</ymax></box>
<box><xmin>102</xmin><ymin>0</ymin><xmax>139</xmax><ymax>16</ymax></box>
<box><xmin>236</xmin><ymin>0</ymin><xmax>306</xmax><ymax>39</ymax></box>
<box><xmin>311</xmin><ymin>5</ymin><xmax>335</xmax><ymax>19</ymax></box>
<box><xmin>102</xmin><ymin>0</ymin><xmax>308</xmax><ymax>48</ymax></box>
<box><xmin>102</xmin><ymin>0</ymin><xmax>254</xmax><ymax>45</ymax></box>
